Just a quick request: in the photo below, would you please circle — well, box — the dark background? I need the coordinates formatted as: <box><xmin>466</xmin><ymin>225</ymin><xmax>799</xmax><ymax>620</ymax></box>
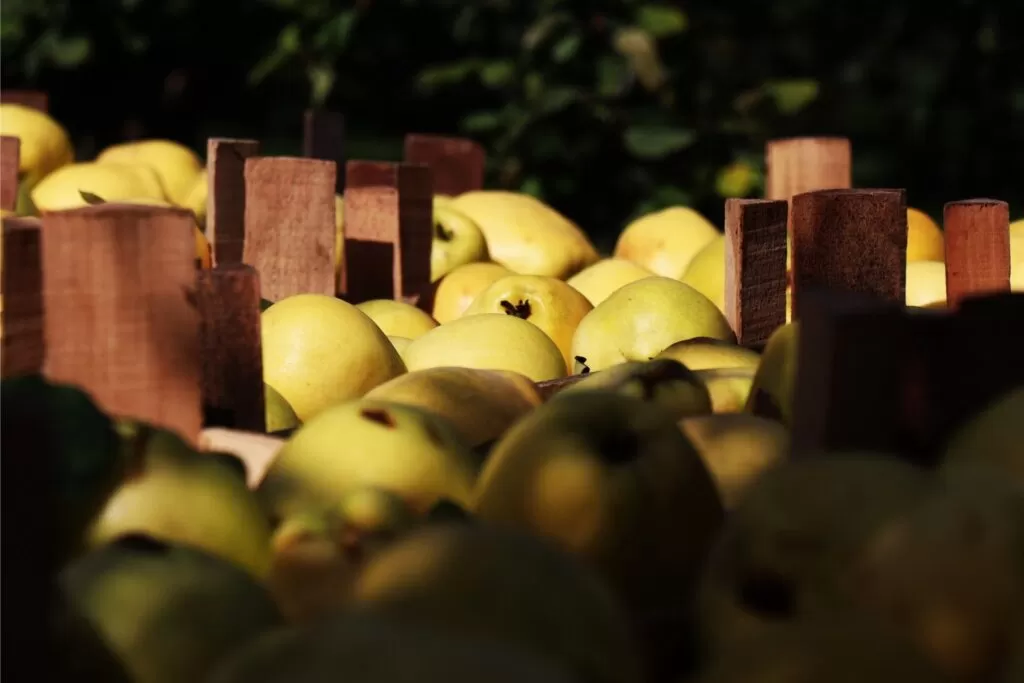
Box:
<box><xmin>3</xmin><ymin>0</ymin><xmax>1022</xmax><ymax>252</ymax></box>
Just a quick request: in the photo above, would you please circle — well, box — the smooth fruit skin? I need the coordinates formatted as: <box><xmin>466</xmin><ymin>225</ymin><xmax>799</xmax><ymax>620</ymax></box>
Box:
<box><xmin>357</xmin><ymin>299</ymin><xmax>439</xmax><ymax>339</ymax></box>
<box><xmin>402</xmin><ymin>313</ymin><xmax>568</xmax><ymax>381</ymax></box>
<box><xmin>567</xmin><ymin>258</ymin><xmax>655</xmax><ymax>307</ymax></box>
<box><xmin>95</xmin><ymin>139</ymin><xmax>203</xmax><ymax>206</ymax></box>
<box><xmin>561</xmin><ymin>358</ymin><xmax>713</xmax><ymax>421</ymax></box>
<box><xmin>906</xmin><ymin>207</ymin><xmax>946</xmax><ymax>263</ymax></box>
<box><xmin>696</xmin><ymin>368</ymin><xmax>756</xmax><ymax>413</ymax></box>
<box><xmin>364</xmin><ymin>366</ymin><xmax>542</xmax><ymax>449</ymax></box>
<box><xmin>450</xmin><ymin>190</ymin><xmax>599</xmax><ymax>279</ymax></box>
<box><xmin>657</xmin><ymin>337</ymin><xmax>761</xmax><ymax>371</ymax></box>
<box><xmin>681</xmin><ymin>234</ymin><xmax>726</xmax><ymax>314</ymax></box>
<box><xmin>258</xmin><ymin>398</ymin><xmax>479</xmax><ymax>520</ymax></box>
<box><xmin>744</xmin><ymin>322</ymin><xmax>798</xmax><ymax>425</ymax></box>
<box><xmin>905</xmin><ymin>260</ymin><xmax>948</xmax><ymax>308</ymax></box>
<box><xmin>614</xmin><ymin>206</ymin><xmax>720</xmax><ymax>279</ymax></box>
<box><xmin>941</xmin><ymin>387</ymin><xmax>1024</xmax><ymax>486</ymax></box>
<box><xmin>31</xmin><ymin>162</ymin><xmax>168</xmax><ymax>209</ymax></box>
<box><xmin>571</xmin><ymin>276</ymin><xmax>735</xmax><ymax>373</ymax></box>
<box><xmin>431</xmin><ymin>199</ymin><xmax>489</xmax><ymax>281</ymax></box>
<box><xmin>260</xmin><ymin>294</ymin><xmax>406</xmax><ymax>422</ymax></box>
<box><xmin>430</xmin><ymin>261</ymin><xmax>512</xmax><ymax>324</ymax></box>
<box><xmin>465</xmin><ymin>273</ymin><xmax>593</xmax><ymax>371</ymax></box>
<box><xmin>0</xmin><ymin>103</ymin><xmax>74</xmax><ymax>181</ymax></box>
<box><xmin>264</xmin><ymin>383</ymin><xmax>300</xmax><ymax>433</ymax></box>
<box><xmin>351</xmin><ymin>524</ymin><xmax>643</xmax><ymax>683</ymax></box>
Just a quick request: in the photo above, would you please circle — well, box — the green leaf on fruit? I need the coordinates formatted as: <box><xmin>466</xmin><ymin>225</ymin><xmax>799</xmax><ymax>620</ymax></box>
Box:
<box><xmin>764</xmin><ymin>79</ymin><xmax>820</xmax><ymax>115</ymax></box>
<box><xmin>79</xmin><ymin>191</ymin><xmax>107</xmax><ymax>205</ymax></box>
<box><xmin>635</xmin><ymin>5</ymin><xmax>688</xmax><ymax>38</ymax></box>
<box><xmin>623</xmin><ymin>124</ymin><xmax>695</xmax><ymax>159</ymax></box>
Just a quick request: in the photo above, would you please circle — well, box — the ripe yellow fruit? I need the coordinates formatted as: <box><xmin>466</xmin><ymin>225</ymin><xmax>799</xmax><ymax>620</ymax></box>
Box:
<box><xmin>96</xmin><ymin>139</ymin><xmax>203</xmax><ymax>206</ymax></box>
<box><xmin>906</xmin><ymin>207</ymin><xmax>945</xmax><ymax>262</ymax></box>
<box><xmin>567</xmin><ymin>258</ymin><xmax>655</xmax><ymax>307</ymax></box>
<box><xmin>356</xmin><ymin>299</ymin><xmax>439</xmax><ymax>339</ymax></box>
<box><xmin>31</xmin><ymin>162</ymin><xmax>168</xmax><ymax>210</ymax></box>
<box><xmin>0</xmin><ymin>103</ymin><xmax>74</xmax><ymax>182</ymax></box>
<box><xmin>614</xmin><ymin>206</ymin><xmax>720</xmax><ymax>278</ymax></box>
<box><xmin>430</xmin><ymin>261</ymin><xmax>512</xmax><ymax>324</ymax></box>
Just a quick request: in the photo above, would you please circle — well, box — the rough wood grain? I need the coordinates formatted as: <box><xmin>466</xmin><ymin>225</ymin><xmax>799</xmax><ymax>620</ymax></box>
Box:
<box><xmin>1</xmin><ymin>136</ymin><xmax>20</xmax><ymax>212</ymax></box>
<box><xmin>724</xmin><ymin>198</ymin><xmax>788</xmax><ymax>346</ymax></box>
<box><xmin>207</xmin><ymin>138</ymin><xmax>260</xmax><ymax>266</ymax></box>
<box><xmin>943</xmin><ymin>199</ymin><xmax>1011</xmax><ymax>309</ymax></box>
<box><xmin>40</xmin><ymin>204</ymin><xmax>202</xmax><ymax>445</ymax></box>
<box><xmin>2</xmin><ymin>217</ymin><xmax>44</xmax><ymax>377</ymax></box>
<box><xmin>196</xmin><ymin>264</ymin><xmax>265</xmax><ymax>433</ymax></box>
<box><xmin>0</xmin><ymin>90</ymin><xmax>49</xmax><ymax>113</ymax></box>
<box><xmin>342</xmin><ymin>161</ymin><xmax>432</xmax><ymax>303</ymax></box>
<box><xmin>403</xmin><ymin>134</ymin><xmax>485</xmax><ymax>197</ymax></box>
<box><xmin>302</xmin><ymin>109</ymin><xmax>346</xmax><ymax>194</ymax></box>
<box><xmin>790</xmin><ymin>188</ymin><xmax>907</xmax><ymax>320</ymax></box>
<box><xmin>243</xmin><ymin>156</ymin><xmax>336</xmax><ymax>302</ymax></box>
<box><xmin>765</xmin><ymin>137</ymin><xmax>852</xmax><ymax>203</ymax></box>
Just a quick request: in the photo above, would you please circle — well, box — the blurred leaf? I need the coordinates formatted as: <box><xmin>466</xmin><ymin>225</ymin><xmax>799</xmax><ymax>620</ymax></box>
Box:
<box><xmin>416</xmin><ymin>60</ymin><xmax>481</xmax><ymax>91</ymax></box>
<box><xmin>308</xmin><ymin>63</ymin><xmax>335</xmax><ymax>105</ymax></box>
<box><xmin>48</xmin><ymin>34</ymin><xmax>91</xmax><ymax>68</ymax></box>
<box><xmin>79</xmin><ymin>191</ymin><xmax>106</xmax><ymax>205</ymax></box>
<box><xmin>635</xmin><ymin>5</ymin><xmax>688</xmax><ymax>38</ymax></box>
<box><xmin>313</xmin><ymin>10</ymin><xmax>357</xmax><ymax>51</ymax></box>
<box><xmin>764</xmin><ymin>79</ymin><xmax>820</xmax><ymax>115</ymax></box>
<box><xmin>522</xmin><ymin>12</ymin><xmax>570</xmax><ymax>51</ymax></box>
<box><xmin>552</xmin><ymin>33</ymin><xmax>581</xmax><ymax>63</ymax></box>
<box><xmin>462</xmin><ymin>111</ymin><xmax>503</xmax><ymax>132</ymax></box>
<box><xmin>248</xmin><ymin>24</ymin><xmax>301</xmax><ymax>85</ymax></box>
<box><xmin>481</xmin><ymin>60</ymin><xmax>516</xmax><ymax>88</ymax></box>
<box><xmin>520</xmin><ymin>176</ymin><xmax>544</xmax><ymax>198</ymax></box>
<box><xmin>623</xmin><ymin>124</ymin><xmax>695</xmax><ymax>159</ymax></box>
<box><xmin>597</xmin><ymin>55</ymin><xmax>631</xmax><ymax>97</ymax></box>
<box><xmin>613</xmin><ymin>27</ymin><xmax>666</xmax><ymax>91</ymax></box>
<box><xmin>714</xmin><ymin>161</ymin><xmax>759</xmax><ymax>198</ymax></box>
<box><xmin>537</xmin><ymin>87</ymin><xmax>580</xmax><ymax>114</ymax></box>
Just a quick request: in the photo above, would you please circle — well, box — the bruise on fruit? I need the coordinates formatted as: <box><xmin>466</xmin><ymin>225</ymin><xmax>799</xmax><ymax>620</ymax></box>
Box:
<box><xmin>724</xmin><ymin>198</ymin><xmax>788</xmax><ymax>347</ymax></box>
<box><xmin>574</xmin><ymin>355</ymin><xmax>591</xmax><ymax>375</ymax></box>
<box><xmin>0</xmin><ymin>89</ymin><xmax>49</xmax><ymax>112</ymax></box>
<box><xmin>207</xmin><ymin>137</ymin><xmax>260</xmax><ymax>266</ymax></box>
<box><xmin>500</xmin><ymin>299</ymin><xmax>531</xmax><ymax>319</ymax></box>
<box><xmin>243</xmin><ymin>156</ymin><xmax>336</xmax><ymax>301</ymax></box>
<box><xmin>403</xmin><ymin>133</ymin><xmax>485</xmax><ymax>197</ymax></box>
<box><xmin>360</xmin><ymin>407</ymin><xmax>397</xmax><ymax>428</ymax></box>
<box><xmin>40</xmin><ymin>204</ymin><xmax>203</xmax><ymax>445</ymax></box>
<box><xmin>0</xmin><ymin>135</ymin><xmax>20</xmax><ymax>212</ymax></box>
<box><xmin>302</xmin><ymin>109</ymin><xmax>346</xmax><ymax>194</ymax></box>
<box><xmin>943</xmin><ymin>199</ymin><xmax>1011</xmax><ymax>309</ymax></box>
<box><xmin>1</xmin><ymin>217</ymin><xmax>44</xmax><ymax>378</ymax></box>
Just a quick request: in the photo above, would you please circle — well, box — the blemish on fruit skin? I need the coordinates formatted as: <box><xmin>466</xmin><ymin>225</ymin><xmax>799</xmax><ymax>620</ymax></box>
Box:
<box><xmin>500</xmin><ymin>299</ymin><xmax>532</xmax><ymax>319</ymax></box>
<box><xmin>360</xmin><ymin>408</ymin><xmax>396</xmax><ymax>428</ymax></box>
<box><xmin>574</xmin><ymin>356</ymin><xmax>591</xmax><ymax>375</ymax></box>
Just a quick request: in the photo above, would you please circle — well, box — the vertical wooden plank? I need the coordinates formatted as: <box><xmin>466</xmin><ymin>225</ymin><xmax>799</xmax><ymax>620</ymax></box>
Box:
<box><xmin>243</xmin><ymin>157</ymin><xmax>336</xmax><ymax>302</ymax></box>
<box><xmin>342</xmin><ymin>161</ymin><xmax>433</xmax><ymax>303</ymax></box>
<box><xmin>207</xmin><ymin>138</ymin><xmax>260</xmax><ymax>266</ymax></box>
<box><xmin>723</xmin><ymin>198</ymin><xmax>788</xmax><ymax>347</ymax></box>
<box><xmin>40</xmin><ymin>204</ymin><xmax>203</xmax><ymax>444</ymax></box>
<box><xmin>196</xmin><ymin>264</ymin><xmax>266</xmax><ymax>433</ymax></box>
<box><xmin>302</xmin><ymin>110</ymin><xmax>346</xmax><ymax>194</ymax></box>
<box><xmin>1</xmin><ymin>136</ymin><xmax>20</xmax><ymax>212</ymax></box>
<box><xmin>943</xmin><ymin>199</ymin><xmax>1010</xmax><ymax>309</ymax></box>
<box><xmin>403</xmin><ymin>134</ymin><xmax>485</xmax><ymax>197</ymax></box>
<box><xmin>790</xmin><ymin>188</ymin><xmax>907</xmax><ymax>320</ymax></box>
<box><xmin>2</xmin><ymin>217</ymin><xmax>44</xmax><ymax>377</ymax></box>
<box><xmin>765</xmin><ymin>137</ymin><xmax>852</xmax><ymax>203</ymax></box>
<box><xmin>0</xmin><ymin>90</ymin><xmax>49</xmax><ymax>113</ymax></box>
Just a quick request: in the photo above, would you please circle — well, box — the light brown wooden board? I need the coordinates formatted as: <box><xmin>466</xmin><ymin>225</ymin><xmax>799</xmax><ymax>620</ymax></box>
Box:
<box><xmin>765</xmin><ymin>137</ymin><xmax>852</xmax><ymax>202</ymax></box>
<box><xmin>207</xmin><ymin>138</ymin><xmax>260</xmax><ymax>266</ymax></box>
<box><xmin>943</xmin><ymin>199</ymin><xmax>1011</xmax><ymax>309</ymax></box>
<box><xmin>40</xmin><ymin>204</ymin><xmax>202</xmax><ymax>445</ymax></box>
<box><xmin>790</xmin><ymin>188</ymin><xmax>907</xmax><ymax>320</ymax></box>
<box><xmin>724</xmin><ymin>198</ymin><xmax>788</xmax><ymax>346</ymax></box>
<box><xmin>1</xmin><ymin>135</ymin><xmax>20</xmax><ymax>212</ymax></box>
<box><xmin>196</xmin><ymin>264</ymin><xmax>265</xmax><ymax>432</ymax></box>
<box><xmin>2</xmin><ymin>217</ymin><xmax>44</xmax><ymax>377</ymax></box>
<box><xmin>342</xmin><ymin>161</ymin><xmax>433</xmax><ymax>303</ymax></box>
<box><xmin>243</xmin><ymin>156</ymin><xmax>336</xmax><ymax>302</ymax></box>
<box><xmin>403</xmin><ymin>134</ymin><xmax>485</xmax><ymax>197</ymax></box>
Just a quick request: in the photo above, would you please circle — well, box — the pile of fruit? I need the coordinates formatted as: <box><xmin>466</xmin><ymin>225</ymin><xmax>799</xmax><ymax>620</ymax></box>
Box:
<box><xmin>2</xmin><ymin>100</ymin><xmax>1024</xmax><ymax>683</ymax></box>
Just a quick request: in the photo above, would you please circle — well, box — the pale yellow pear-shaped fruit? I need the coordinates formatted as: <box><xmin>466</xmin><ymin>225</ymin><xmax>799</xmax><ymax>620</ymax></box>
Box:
<box><xmin>449</xmin><ymin>191</ymin><xmax>599</xmax><ymax>278</ymax></box>
<box><xmin>567</xmin><ymin>258</ymin><xmax>655</xmax><ymax>306</ymax></box>
<box><xmin>88</xmin><ymin>424</ymin><xmax>273</xmax><ymax>580</ymax></box>
<box><xmin>265</xmin><ymin>383</ymin><xmax>300</xmax><ymax>433</ymax></box>
<box><xmin>614</xmin><ymin>206</ymin><xmax>720</xmax><ymax>278</ymax></box>
<box><xmin>31</xmin><ymin>162</ymin><xmax>168</xmax><ymax>210</ymax></box>
<box><xmin>657</xmin><ymin>337</ymin><xmax>761</xmax><ymax>371</ymax></box>
<box><xmin>473</xmin><ymin>391</ymin><xmax>723</xmax><ymax>679</ymax></box>
<box><xmin>365</xmin><ymin>366</ymin><xmax>542</xmax><ymax>449</ymax></box>
<box><xmin>561</xmin><ymin>358</ymin><xmax>712</xmax><ymax>420</ymax></box>
<box><xmin>208</xmin><ymin>610</ymin><xmax>581</xmax><ymax>683</ymax></box>
<box><xmin>1011</xmin><ymin>229</ymin><xmax>1023</xmax><ymax>291</ymax></box>
<box><xmin>261</xmin><ymin>294</ymin><xmax>406</xmax><ymax>422</ymax></box>
<box><xmin>941</xmin><ymin>387</ymin><xmax>1024</xmax><ymax>486</ymax></box>
<box><xmin>62</xmin><ymin>536</ymin><xmax>282</xmax><ymax>683</ymax></box>
<box><xmin>258</xmin><ymin>398</ymin><xmax>478</xmax><ymax>520</ymax></box>
<box><xmin>431</xmin><ymin>261</ymin><xmax>513</xmax><ymax>323</ymax></box>
<box><xmin>905</xmin><ymin>260</ymin><xmax>947</xmax><ymax>308</ymax></box>
<box><xmin>907</xmin><ymin>207</ymin><xmax>946</xmax><ymax>262</ymax></box>
<box><xmin>96</xmin><ymin>139</ymin><xmax>203</xmax><ymax>205</ymax></box>
<box><xmin>0</xmin><ymin>103</ymin><xmax>75</xmax><ymax>181</ymax></box>
<box><xmin>388</xmin><ymin>335</ymin><xmax>413</xmax><ymax>360</ymax></box>
<box><xmin>351</xmin><ymin>524</ymin><xmax>643</xmax><ymax>683</ymax></box>
<box><xmin>181</xmin><ymin>168</ymin><xmax>207</xmax><ymax>228</ymax></box>
<box><xmin>697</xmin><ymin>368</ymin><xmax>757</xmax><ymax>413</ymax></box>
<box><xmin>571</xmin><ymin>276</ymin><xmax>735</xmax><ymax>373</ymax></box>
<box><xmin>744</xmin><ymin>322</ymin><xmax>798</xmax><ymax>425</ymax></box>
<box><xmin>403</xmin><ymin>313</ymin><xmax>567</xmax><ymax>381</ymax></box>
<box><xmin>678</xmin><ymin>413</ymin><xmax>789</xmax><ymax>510</ymax></box>
<box><xmin>681</xmin><ymin>234</ymin><xmax>726</xmax><ymax>313</ymax></box>
<box><xmin>465</xmin><ymin>274</ymin><xmax>593</xmax><ymax>371</ymax></box>
<box><xmin>357</xmin><ymin>299</ymin><xmax>438</xmax><ymax>339</ymax></box>
<box><xmin>432</xmin><ymin>198</ymin><xmax>489</xmax><ymax>281</ymax></box>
